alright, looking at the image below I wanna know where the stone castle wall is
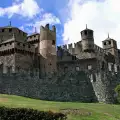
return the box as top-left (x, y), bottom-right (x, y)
top-left (0, 68), bottom-right (119, 103)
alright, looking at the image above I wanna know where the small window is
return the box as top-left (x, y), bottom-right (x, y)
top-left (64, 66), bottom-right (68, 72)
top-left (5, 44), bottom-right (6, 46)
top-left (19, 30), bottom-right (21, 33)
top-left (84, 30), bottom-right (87, 35)
top-left (72, 56), bottom-right (76, 60)
top-left (89, 31), bottom-right (93, 35)
top-left (109, 41), bottom-right (111, 44)
top-left (2, 29), bottom-right (4, 32)
top-left (104, 42), bottom-right (106, 45)
top-left (76, 66), bottom-right (80, 71)
top-left (52, 40), bottom-right (55, 45)
top-left (23, 33), bottom-right (26, 36)
top-left (23, 44), bottom-right (25, 47)
top-left (28, 45), bottom-right (31, 48)
top-left (17, 67), bottom-right (20, 72)
top-left (88, 65), bottom-right (92, 70)
top-left (9, 28), bottom-right (12, 32)
top-left (10, 43), bottom-right (12, 45)
top-left (17, 43), bottom-right (20, 46)
top-left (101, 61), bottom-right (105, 70)
top-left (117, 66), bottom-right (119, 71)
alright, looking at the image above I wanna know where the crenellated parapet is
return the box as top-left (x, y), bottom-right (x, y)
top-left (94, 44), bottom-right (104, 53)
top-left (40, 24), bottom-right (56, 41)
top-left (57, 42), bottom-right (82, 56)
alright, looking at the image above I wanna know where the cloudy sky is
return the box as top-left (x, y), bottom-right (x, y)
top-left (0, 0), bottom-right (120, 48)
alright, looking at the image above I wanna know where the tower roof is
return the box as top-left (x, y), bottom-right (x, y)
top-left (105, 33), bottom-right (113, 41)
top-left (81, 24), bottom-right (93, 33)
top-left (102, 33), bottom-right (116, 42)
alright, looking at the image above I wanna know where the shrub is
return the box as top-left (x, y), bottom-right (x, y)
top-left (0, 106), bottom-right (67, 120)
top-left (115, 84), bottom-right (120, 103)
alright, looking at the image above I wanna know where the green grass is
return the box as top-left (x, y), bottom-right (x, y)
top-left (0, 94), bottom-right (120, 120)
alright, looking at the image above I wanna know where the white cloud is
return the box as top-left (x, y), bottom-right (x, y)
top-left (62, 0), bottom-right (120, 48)
top-left (0, 0), bottom-right (41, 18)
top-left (23, 13), bottom-right (61, 34)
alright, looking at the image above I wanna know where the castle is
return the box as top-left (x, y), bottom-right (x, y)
top-left (0, 23), bottom-right (120, 103)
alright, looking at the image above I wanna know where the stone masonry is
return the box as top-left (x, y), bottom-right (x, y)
top-left (0, 23), bottom-right (119, 103)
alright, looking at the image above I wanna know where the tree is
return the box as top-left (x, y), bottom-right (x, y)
top-left (115, 84), bottom-right (120, 103)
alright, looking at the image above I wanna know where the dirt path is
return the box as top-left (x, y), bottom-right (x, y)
top-left (0, 98), bottom-right (8, 102)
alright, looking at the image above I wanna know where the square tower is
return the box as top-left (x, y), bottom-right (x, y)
top-left (102, 34), bottom-right (119, 64)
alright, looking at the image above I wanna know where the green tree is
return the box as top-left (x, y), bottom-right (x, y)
top-left (115, 84), bottom-right (120, 103)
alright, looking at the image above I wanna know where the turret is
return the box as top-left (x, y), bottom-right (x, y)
top-left (39, 24), bottom-right (57, 77)
top-left (81, 25), bottom-right (94, 52)
top-left (102, 34), bottom-right (119, 64)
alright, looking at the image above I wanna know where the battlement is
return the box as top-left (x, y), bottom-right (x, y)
top-left (40, 24), bottom-right (56, 33)
top-left (0, 27), bottom-right (27, 43)
top-left (40, 24), bottom-right (56, 41)
top-left (94, 44), bottom-right (105, 53)
top-left (15, 41), bottom-right (35, 53)
top-left (27, 33), bottom-right (39, 43)
top-left (0, 40), bottom-right (35, 54)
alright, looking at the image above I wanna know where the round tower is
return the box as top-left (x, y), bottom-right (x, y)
top-left (39, 24), bottom-right (57, 76)
top-left (81, 25), bottom-right (94, 52)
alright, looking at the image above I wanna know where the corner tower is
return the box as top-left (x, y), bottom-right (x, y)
top-left (39, 24), bottom-right (57, 76)
top-left (102, 34), bottom-right (119, 64)
top-left (81, 25), bottom-right (94, 52)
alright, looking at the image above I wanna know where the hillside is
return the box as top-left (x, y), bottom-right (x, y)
top-left (0, 94), bottom-right (120, 120)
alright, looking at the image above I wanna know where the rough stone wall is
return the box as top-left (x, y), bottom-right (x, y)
top-left (0, 28), bottom-right (27, 43)
top-left (0, 70), bottom-right (97, 102)
top-left (0, 69), bottom-right (119, 103)
top-left (0, 54), bottom-right (15, 73)
top-left (15, 53), bottom-right (34, 71)
top-left (0, 53), bottom-right (35, 73)
top-left (90, 71), bottom-right (118, 103)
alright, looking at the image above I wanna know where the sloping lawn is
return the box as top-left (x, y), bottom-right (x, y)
top-left (0, 94), bottom-right (120, 120)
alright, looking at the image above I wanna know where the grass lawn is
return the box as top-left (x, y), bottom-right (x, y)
top-left (0, 94), bottom-right (120, 120)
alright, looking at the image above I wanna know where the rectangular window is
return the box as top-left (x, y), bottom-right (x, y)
top-left (17, 43), bottom-right (20, 46)
top-left (28, 45), bottom-right (31, 48)
top-left (64, 66), bottom-right (68, 72)
top-left (88, 65), bottom-right (92, 70)
top-left (76, 66), bottom-right (80, 71)
top-left (0, 64), bottom-right (3, 73)
top-left (9, 28), bottom-right (12, 32)
top-left (72, 56), bottom-right (76, 60)
top-left (114, 64), bottom-right (117, 73)
top-left (108, 63), bottom-right (112, 71)
top-left (52, 40), bottom-right (55, 45)
top-left (2, 29), bottom-right (4, 32)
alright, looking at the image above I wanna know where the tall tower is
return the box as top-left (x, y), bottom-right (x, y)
top-left (81, 25), bottom-right (94, 52)
top-left (39, 24), bottom-right (57, 76)
top-left (102, 34), bottom-right (119, 64)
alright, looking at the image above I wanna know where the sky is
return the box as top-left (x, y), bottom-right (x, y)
top-left (0, 0), bottom-right (120, 48)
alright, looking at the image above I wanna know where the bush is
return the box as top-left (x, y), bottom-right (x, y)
top-left (115, 84), bottom-right (120, 103)
top-left (0, 106), bottom-right (67, 120)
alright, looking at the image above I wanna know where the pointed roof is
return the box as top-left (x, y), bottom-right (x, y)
top-left (105, 33), bottom-right (112, 40)
top-left (81, 24), bottom-right (93, 33)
